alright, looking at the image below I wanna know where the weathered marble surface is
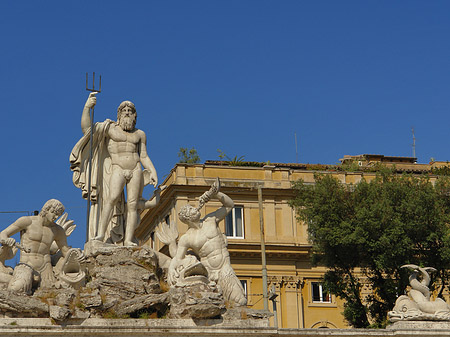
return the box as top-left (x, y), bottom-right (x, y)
top-left (0, 245), bottom-right (269, 323)
top-left (3, 318), bottom-right (450, 337)
top-left (168, 282), bottom-right (225, 319)
top-left (84, 246), bottom-right (161, 296)
top-left (388, 320), bottom-right (450, 330)
top-left (0, 246), bottom-right (166, 320)
top-left (0, 317), bottom-right (273, 337)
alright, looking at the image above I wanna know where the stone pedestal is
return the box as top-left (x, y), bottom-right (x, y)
top-left (388, 320), bottom-right (450, 330)
top-left (0, 317), bottom-right (273, 337)
top-left (168, 282), bottom-right (225, 319)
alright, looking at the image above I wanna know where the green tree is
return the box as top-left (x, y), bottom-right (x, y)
top-left (289, 170), bottom-right (450, 328)
top-left (178, 147), bottom-right (201, 164)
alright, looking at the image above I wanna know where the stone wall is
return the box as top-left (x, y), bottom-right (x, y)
top-left (0, 319), bottom-right (448, 337)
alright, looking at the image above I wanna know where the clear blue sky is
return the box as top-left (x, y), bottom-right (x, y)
top-left (1, 1), bottom-right (450, 250)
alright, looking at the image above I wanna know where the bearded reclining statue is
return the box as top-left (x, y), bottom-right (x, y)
top-left (156, 178), bottom-right (247, 307)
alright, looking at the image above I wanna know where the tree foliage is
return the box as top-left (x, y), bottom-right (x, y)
top-left (178, 147), bottom-right (201, 164)
top-left (217, 149), bottom-right (246, 166)
top-left (289, 170), bottom-right (450, 328)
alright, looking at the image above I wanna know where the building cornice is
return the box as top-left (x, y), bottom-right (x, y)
top-left (227, 243), bottom-right (311, 259)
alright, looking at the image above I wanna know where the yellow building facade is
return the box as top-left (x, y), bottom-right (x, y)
top-left (136, 156), bottom-right (440, 329)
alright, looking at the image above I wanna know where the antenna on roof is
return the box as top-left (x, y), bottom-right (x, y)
top-left (411, 127), bottom-right (416, 162)
top-left (294, 132), bottom-right (298, 163)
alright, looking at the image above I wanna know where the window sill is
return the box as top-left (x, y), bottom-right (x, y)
top-left (308, 302), bottom-right (337, 308)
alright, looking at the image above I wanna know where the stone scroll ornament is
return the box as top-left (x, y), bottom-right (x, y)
top-left (156, 178), bottom-right (247, 306)
top-left (388, 264), bottom-right (450, 321)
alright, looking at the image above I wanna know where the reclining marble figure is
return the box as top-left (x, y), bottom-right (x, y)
top-left (70, 93), bottom-right (158, 246)
top-left (163, 179), bottom-right (247, 306)
top-left (0, 199), bottom-right (85, 294)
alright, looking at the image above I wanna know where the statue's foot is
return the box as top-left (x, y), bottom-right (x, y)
top-left (124, 240), bottom-right (137, 247)
top-left (93, 235), bottom-right (104, 242)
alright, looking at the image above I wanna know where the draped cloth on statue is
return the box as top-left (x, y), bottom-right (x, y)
top-left (69, 119), bottom-right (125, 243)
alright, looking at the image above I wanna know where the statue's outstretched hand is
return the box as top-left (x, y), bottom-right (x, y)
top-left (168, 263), bottom-right (179, 286)
top-left (210, 177), bottom-right (220, 196)
top-left (0, 238), bottom-right (15, 247)
top-left (85, 92), bottom-right (98, 109)
top-left (150, 172), bottom-right (158, 187)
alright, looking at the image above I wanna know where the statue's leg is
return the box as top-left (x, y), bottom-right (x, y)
top-left (124, 168), bottom-right (143, 246)
top-left (219, 264), bottom-right (247, 306)
top-left (94, 168), bottom-right (126, 241)
top-left (8, 263), bottom-right (34, 295)
top-left (39, 261), bottom-right (56, 289)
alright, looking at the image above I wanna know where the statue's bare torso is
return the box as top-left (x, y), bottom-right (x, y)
top-left (5, 214), bottom-right (67, 273)
top-left (20, 216), bottom-right (62, 271)
top-left (107, 125), bottom-right (144, 171)
top-left (183, 218), bottom-right (230, 272)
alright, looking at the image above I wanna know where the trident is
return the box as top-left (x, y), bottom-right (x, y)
top-left (85, 72), bottom-right (102, 242)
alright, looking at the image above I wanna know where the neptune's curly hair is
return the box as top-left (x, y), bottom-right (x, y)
top-left (40, 199), bottom-right (64, 218)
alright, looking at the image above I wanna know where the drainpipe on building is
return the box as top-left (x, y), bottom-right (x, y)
top-left (258, 185), bottom-right (269, 311)
top-left (297, 278), bottom-right (305, 328)
top-left (269, 285), bottom-right (279, 329)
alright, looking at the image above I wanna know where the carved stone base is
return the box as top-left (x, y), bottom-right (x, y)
top-left (169, 282), bottom-right (225, 319)
top-left (82, 245), bottom-right (167, 317)
top-left (84, 240), bottom-right (120, 257)
top-left (388, 320), bottom-right (450, 330)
